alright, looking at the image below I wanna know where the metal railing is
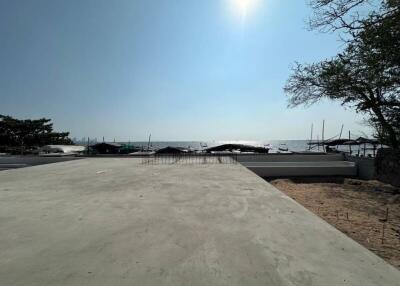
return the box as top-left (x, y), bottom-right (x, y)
top-left (141, 153), bottom-right (238, 165)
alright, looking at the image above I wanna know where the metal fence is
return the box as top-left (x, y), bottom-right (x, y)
top-left (141, 153), bottom-right (238, 165)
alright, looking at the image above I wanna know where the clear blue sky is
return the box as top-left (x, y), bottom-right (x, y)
top-left (0, 0), bottom-right (372, 141)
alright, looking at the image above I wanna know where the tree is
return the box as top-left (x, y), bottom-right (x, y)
top-left (308, 0), bottom-right (400, 32)
top-left (284, 0), bottom-right (400, 149)
top-left (0, 115), bottom-right (73, 154)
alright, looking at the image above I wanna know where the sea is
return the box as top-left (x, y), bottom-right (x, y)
top-left (126, 140), bottom-right (380, 155)
top-left (114, 140), bottom-right (374, 154)
top-left (120, 140), bottom-right (306, 152)
top-left (73, 138), bottom-right (379, 156)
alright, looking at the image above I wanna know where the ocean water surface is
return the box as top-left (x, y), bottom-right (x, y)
top-left (120, 140), bottom-right (377, 155)
top-left (125, 140), bottom-right (310, 152)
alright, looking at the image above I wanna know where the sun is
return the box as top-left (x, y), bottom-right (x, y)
top-left (231, 0), bottom-right (259, 21)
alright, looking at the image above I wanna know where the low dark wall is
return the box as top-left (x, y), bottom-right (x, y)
top-left (345, 155), bottom-right (376, 180)
top-left (0, 156), bottom-right (80, 170)
top-left (375, 149), bottom-right (400, 187)
top-left (237, 153), bottom-right (345, 162)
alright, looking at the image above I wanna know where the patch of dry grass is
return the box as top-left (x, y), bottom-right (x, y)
top-left (271, 178), bottom-right (400, 269)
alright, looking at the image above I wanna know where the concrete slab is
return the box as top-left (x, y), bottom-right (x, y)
top-left (0, 158), bottom-right (399, 286)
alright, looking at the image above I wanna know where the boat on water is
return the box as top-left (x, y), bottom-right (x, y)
top-left (200, 142), bottom-right (208, 149)
top-left (278, 143), bottom-right (289, 152)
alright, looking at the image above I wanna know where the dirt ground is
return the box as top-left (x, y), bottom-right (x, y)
top-left (270, 178), bottom-right (400, 270)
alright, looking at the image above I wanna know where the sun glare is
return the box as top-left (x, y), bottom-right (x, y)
top-left (230, 0), bottom-right (259, 22)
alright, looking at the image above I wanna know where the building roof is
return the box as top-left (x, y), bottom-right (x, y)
top-left (205, 144), bottom-right (269, 153)
top-left (323, 139), bottom-right (350, 146)
top-left (91, 142), bottom-right (122, 148)
top-left (156, 146), bottom-right (188, 154)
top-left (355, 137), bottom-right (380, 144)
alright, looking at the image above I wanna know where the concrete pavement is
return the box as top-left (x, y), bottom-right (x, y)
top-left (0, 158), bottom-right (399, 285)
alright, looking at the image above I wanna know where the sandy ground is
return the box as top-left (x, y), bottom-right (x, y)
top-left (271, 178), bottom-right (400, 269)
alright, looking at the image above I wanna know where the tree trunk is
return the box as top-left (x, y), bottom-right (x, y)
top-left (371, 105), bottom-right (399, 149)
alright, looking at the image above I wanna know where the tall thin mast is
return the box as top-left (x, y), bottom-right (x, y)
top-left (339, 124), bottom-right (344, 139)
top-left (322, 120), bottom-right (325, 152)
top-left (337, 124), bottom-right (344, 149)
top-left (147, 134), bottom-right (152, 151)
top-left (349, 131), bottom-right (352, 155)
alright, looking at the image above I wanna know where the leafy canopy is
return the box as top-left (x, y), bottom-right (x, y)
top-left (284, 0), bottom-right (400, 148)
top-left (0, 115), bottom-right (73, 151)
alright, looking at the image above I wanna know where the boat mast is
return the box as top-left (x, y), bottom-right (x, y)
top-left (337, 124), bottom-right (344, 149)
top-left (322, 120), bottom-right (325, 152)
top-left (339, 124), bottom-right (344, 139)
top-left (147, 134), bottom-right (152, 151)
top-left (348, 131), bottom-right (352, 155)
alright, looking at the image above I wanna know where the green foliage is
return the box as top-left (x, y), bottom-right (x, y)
top-left (285, 0), bottom-right (400, 149)
top-left (308, 0), bottom-right (400, 32)
top-left (0, 115), bottom-right (73, 153)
